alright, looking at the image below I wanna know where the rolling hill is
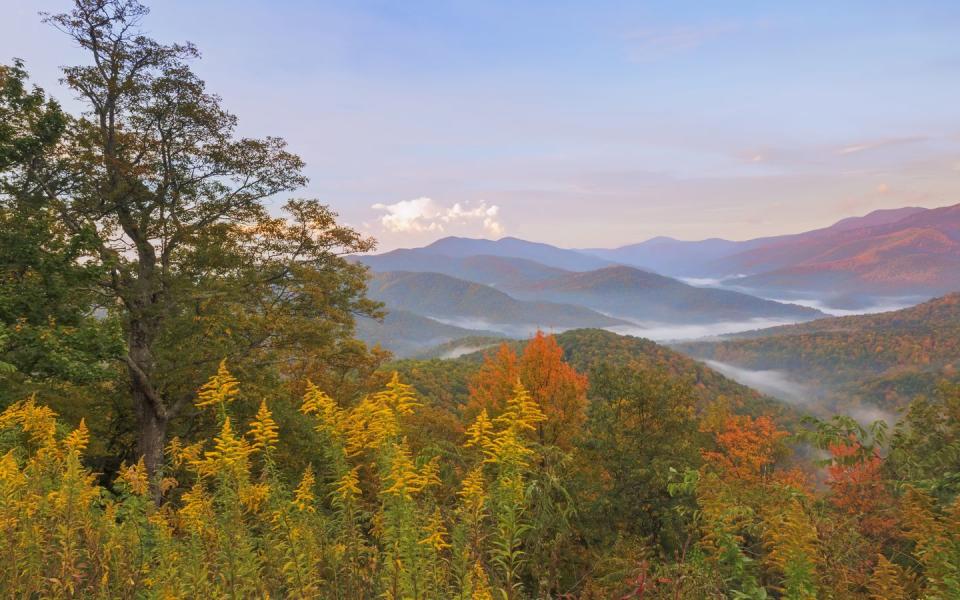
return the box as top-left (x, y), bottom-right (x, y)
top-left (504, 265), bottom-right (823, 323)
top-left (677, 293), bottom-right (960, 413)
top-left (578, 204), bottom-right (960, 308)
top-left (415, 236), bottom-right (613, 271)
top-left (727, 205), bottom-right (960, 298)
top-left (579, 206), bottom-right (929, 277)
top-left (361, 249), bottom-right (825, 328)
top-left (359, 251), bottom-right (570, 288)
top-left (355, 310), bottom-right (503, 358)
top-left (392, 328), bottom-right (798, 423)
top-left (366, 271), bottom-right (628, 336)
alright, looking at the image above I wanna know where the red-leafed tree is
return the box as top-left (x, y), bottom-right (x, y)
top-left (466, 332), bottom-right (587, 449)
top-left (702, 414), bottom-right (788, 482)
top-left (827, 439), bottom-right (899, 542)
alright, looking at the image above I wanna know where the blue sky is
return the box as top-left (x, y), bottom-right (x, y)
top-left (4, 0), bottom-right (960, 250)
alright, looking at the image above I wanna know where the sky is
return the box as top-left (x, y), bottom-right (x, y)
top-left (4, 0), bottom-right (960, 251)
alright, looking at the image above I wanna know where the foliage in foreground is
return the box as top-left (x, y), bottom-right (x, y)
top-left (2, 351), bottom-right (960, 598)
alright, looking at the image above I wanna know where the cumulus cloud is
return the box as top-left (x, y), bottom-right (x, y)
top-left (371, 197), bottom-right (504, 236)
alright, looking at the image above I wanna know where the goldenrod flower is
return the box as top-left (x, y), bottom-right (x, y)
top-left (249, 400), bottom-right (279, 452)
top-left (63, 418), bottom-right (89, 455)
top-left (494, 380), bottom-right (545, 433)
top-left (293, 464), bottom-right (316, 512)
top-left (458, 466), bottom-right (486, 515)
top-left (180, 482), bottom-right (213, 531)
top-left (419, 508), bottom-right (451, 551)
top-left (195, 359), bottom-right (240, 409)
top-left (193, 418), bottom-right (253, 477)
top-left (470, 561), bottom-right (494, 600)
top-left (419, 456), bottom-right (441, 490)
top-left (239, 482), bottom-right (270, 512)
top-left (120, 458), bottom-right (150, 496)
top-left (333, 465), bottom-right (362, 503)
top-left (373, 372), bottom-right (421, 417)
top-left (383, 441), bottom-right (424, 500)
top-left (301, 381), bottom-right (344, 425)
top-left (464, 409), bottom-right (494, 451)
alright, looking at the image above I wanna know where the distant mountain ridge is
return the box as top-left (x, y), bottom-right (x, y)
top-left (354, 202), bottom-right (957, 355)
top-left (366, 271), bottom-right (628, 333)
top-left (579, 205), bottom-right (933, 277)
top-left (503, 265), bottom-right (822, 323)
top-left (355, 310), bottom-right (503, 358)
top-left (723, 204), bottom-right (960, 298)
top-left (359, 252), bottom-right (569, 288)
top-left (359, 250), bottom-right (822, 329)
top-left (419, 236), bottom-right (613, 271)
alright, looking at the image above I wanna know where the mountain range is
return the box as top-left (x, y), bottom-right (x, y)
top-left (365, 270), bottom-right (628, 330)
top-left (356, 202), bottom-right (960, 357)
top-left (584, 203), bottom-right (960, 305)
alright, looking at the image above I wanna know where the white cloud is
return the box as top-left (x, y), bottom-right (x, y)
top-left (372, 197), bottom-right (504, 236)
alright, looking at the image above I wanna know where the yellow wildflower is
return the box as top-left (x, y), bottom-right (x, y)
top-left (195, 359), bottom-right (240, 409)
top-left (0, 450), bottom-right (25, 487)
top-left (382, 441), bottom-right (424, 500)
top-left (333, 465), bottom-right (362, 503)
top-left (372, 371), bottom-right (420, 417)
top-left (239, 482), bottom-right (270, 512)
top-left (464, 409), bottom-right (494, 451)
top-left (458, 466), bottom-right (486, 515)
top-left (420, 456), bottom-right (442, 490)
top-left (470, 561), bottom-right (494, 600)
top-left (1, 396), bottom-right (58, 450)
top-left (494, 380), bottom-right (546, 433)
top-left (248, 400), bottom-right (279, 452)
top-left (301, 381), bottom-right (343, 425)
top-left (419, 508), bottom-right (451, 551)
top-left (293, 464), bottom-right (316, 512)
top-left (63, 418), bottom-right (89, 455)
top-left (180, 482), bottom-right (213, 531)
top-left (120, 457), bottom-right (150, 496)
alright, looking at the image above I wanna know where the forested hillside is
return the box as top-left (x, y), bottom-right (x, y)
top-left (2, 1), bottom-right (960, 599)
top-left (679, 294), bottom-right (960, 411)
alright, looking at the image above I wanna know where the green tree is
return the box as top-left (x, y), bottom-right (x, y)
top-left (0, 61), bottom-right (121, 400)
top-left (2, 0), bottom-right (380, 491)
top-left (581, 362), bottom-right (704, 554)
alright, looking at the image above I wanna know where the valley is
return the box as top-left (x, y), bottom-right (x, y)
top-left (356, 203), bottom-right (960, 425)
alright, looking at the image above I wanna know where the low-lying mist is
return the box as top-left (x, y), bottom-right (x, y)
top-left (703, 360), bottom-right (814, 406)
top-left (438, 344), bottom-right (501, 359)
top-left (703, 359), bottom-right (896, 425)
top-left (426, 315), bottom-right (565, 338)
top-left (762, 296), bottom-right (924, 316)
top-left (604, 318), bottom-right (803, 342)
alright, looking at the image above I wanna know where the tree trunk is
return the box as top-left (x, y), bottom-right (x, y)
top-left (127, 316), bottom-right (167, 504)
top-left (133, 386), bottom-right (167, 502)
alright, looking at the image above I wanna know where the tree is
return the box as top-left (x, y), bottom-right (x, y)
top-left (466, 332), bottom-right (587, 450)
top-left (581, 363), bottom-right (703, 552)
top-left (519, 331), bottom-right (588, 449)
top-left (0, 61), bottom-right (122, 400)
top-left (2, 0), bottom-right (380, 489)
top-left (465, 342), bottom-right (519, 420)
